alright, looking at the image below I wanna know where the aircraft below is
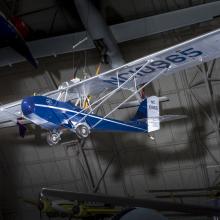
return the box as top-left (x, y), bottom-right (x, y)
top-left (1, 28), bottom-right (220, 145)
top-left (21, 187), bottom-right (220, 219)
top-left (40, 188), bottom-right (220, 218)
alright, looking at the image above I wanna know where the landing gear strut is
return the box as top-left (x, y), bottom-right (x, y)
top-left (47, 131), bottom-right (61, 146)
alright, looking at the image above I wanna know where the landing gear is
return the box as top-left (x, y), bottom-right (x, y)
top-left (75, 123), bottom-right (90, 139)
top-left (148, 134), bottom-right (155, 141)
top-left (47, 131), bottom-right (61, 146)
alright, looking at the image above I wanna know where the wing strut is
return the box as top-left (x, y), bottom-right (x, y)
top-left (67, 59), bottom-right (163, 124)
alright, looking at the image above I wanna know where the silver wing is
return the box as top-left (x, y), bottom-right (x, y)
top-left (1, 28), bottom-right (220, 128)
top-left (0, 100), bottom-right (22, 128)
top-left (54, 28), bottom-right (220, 99)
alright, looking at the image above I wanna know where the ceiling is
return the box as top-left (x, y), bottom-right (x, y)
top-left (2, 0), bottom-right (218, 40)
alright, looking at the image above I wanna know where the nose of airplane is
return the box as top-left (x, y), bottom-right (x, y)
top-left (21, 97), bottom-right (35, 116)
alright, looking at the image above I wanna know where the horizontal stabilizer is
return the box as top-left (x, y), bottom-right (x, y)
top-left (119, 97), bottom-right (169, 109)
top-left (118, 100), bottom-right (140, 109)
top-left (159, 115), bottom-right (187, 123)
top-left (137, 115), bottom-right (187, 123)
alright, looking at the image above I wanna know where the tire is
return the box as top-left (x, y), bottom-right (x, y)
top-left (47, 132), bottom-right (61, 145)
top-left (75, 123), bottom-right (90, 138)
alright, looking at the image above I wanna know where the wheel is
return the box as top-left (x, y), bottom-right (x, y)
top-left (75, 123), bottom-right (90, 138)
top-left (47, 132), bottom-right (61, 145)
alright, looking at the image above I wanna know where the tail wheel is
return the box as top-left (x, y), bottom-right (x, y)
top-left (75, 123), bottom-right (90, 138)
top-left (47, 132), bottom-right (61, 146)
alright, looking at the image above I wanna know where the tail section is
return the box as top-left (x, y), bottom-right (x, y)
top-left (131, 96), bottom-right (187, 133)
top-left (132, 96), bottom-right (160, 132)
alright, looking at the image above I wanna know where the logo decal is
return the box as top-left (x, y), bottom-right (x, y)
top-left (102, 47), bottom-right (203, 85)
top-left (46, 99), bottom-right (53, 105)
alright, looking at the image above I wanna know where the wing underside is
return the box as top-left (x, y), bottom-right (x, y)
top-left (0, 101), bottom-right (22, 128)
top-left (56, 28), bottom-right (220, 99)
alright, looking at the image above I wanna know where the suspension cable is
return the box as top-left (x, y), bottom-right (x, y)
top-left (67, 59), bottom-right (153, 122)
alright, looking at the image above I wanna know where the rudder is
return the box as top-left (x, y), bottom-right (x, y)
top-left (147, 96), bottom-right (160, 132)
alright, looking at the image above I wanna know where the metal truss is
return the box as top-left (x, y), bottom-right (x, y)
top-left (181, 59), bottom-right (220, 187)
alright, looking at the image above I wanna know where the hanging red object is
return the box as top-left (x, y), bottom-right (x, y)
top-left (11, 16), bottom-right (30, 39)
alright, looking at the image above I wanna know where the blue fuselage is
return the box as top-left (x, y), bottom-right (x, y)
top-left (21, 96), bottom-right (148, 134)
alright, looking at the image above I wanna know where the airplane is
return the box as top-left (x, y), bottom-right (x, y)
top-left (21, 187), bottom-right (220, 219)
top-left (0, 11), bottom-right (38, 68)
top-left (22, 195), bottom-right (122, 219)
top-left (1, 28), bottom-right (220, 145)
top-left (23, 194), bottom-right (169, 220)
top-left (39, 188), bottom-right (220, 218)
top-left (21, 95), bottom-right (180, 145)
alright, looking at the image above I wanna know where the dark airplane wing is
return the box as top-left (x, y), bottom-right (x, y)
top-left (0, 12), bottom-right (38, 68)
top-left (42, 188), bottom-right (220, 217)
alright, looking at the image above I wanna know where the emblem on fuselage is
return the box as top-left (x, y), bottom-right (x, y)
top-left (46, 98), bottom-right (53, 105)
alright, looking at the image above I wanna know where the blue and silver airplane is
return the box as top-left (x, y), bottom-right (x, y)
top-left (21, 95), bottom-right (161, 145)
top-left (1, 28), bottom-right (220, 145)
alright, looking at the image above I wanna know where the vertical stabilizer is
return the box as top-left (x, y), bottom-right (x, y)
top-left (131, 96), bottom-right (160, 132)
top-left (132, 99), bottom-right (147, 121)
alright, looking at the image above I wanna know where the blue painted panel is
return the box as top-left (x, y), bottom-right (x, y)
top-left (22, 96), bottom-right (148, 134)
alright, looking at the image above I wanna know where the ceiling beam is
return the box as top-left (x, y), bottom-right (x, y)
top-left (1, 1), bottom-right (220, 67)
